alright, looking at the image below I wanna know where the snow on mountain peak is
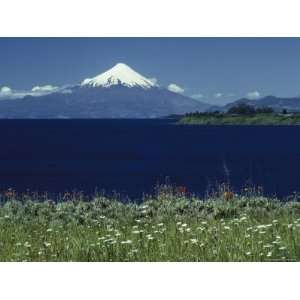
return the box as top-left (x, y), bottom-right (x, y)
top-left (81, 63), bottom-right (157, 89)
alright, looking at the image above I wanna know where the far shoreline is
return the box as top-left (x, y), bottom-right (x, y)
top-left (178, 104), bottom-right (300, 125)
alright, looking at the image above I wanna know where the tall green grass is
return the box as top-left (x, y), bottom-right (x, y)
top-left (0, 186), bottom-right (300, 261)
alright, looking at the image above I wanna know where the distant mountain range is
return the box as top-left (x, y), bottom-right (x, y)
top-left (0, 63), bottom-right (209, 118)
top-left (213, 96), bottom-right (300, 113)
top-left (1, 63), bottom-right (300, 118)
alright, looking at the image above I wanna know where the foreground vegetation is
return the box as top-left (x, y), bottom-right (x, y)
top-left (1, 186), bottom-right (300, 261)
top-left (179, 104), bottom-right (300, 125)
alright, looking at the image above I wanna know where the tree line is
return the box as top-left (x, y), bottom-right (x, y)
top-left (185, 103), bottom-right (289, 117)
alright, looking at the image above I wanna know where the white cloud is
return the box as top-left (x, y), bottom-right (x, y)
top-left (0, 86), bottom-right (15, 99)
top-left (192, 93), bottom-right (205, 99)
top-left (0, 86), bottom-right (12, 94)
top-left (0, 88), bottom-right (27, 99)
top-left (168, 83), bottom-right (184, 94)
top-left (214, 92), bottom-right (223, 98)
top-left (246, 91), bottom-right (261, 99)
top-left (148, 77), bottom-right (158, 86)
top-left (31, 85), bottom-right (59, 92)
top-left (0, 84), bottom-right (68, 100)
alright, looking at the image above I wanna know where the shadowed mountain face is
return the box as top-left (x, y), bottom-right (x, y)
top-left (2, 62), bottom-right (300, 118)
top-left (0, 86), bottom-right (210, 118)
top-left (223, 96), bottom-right (300, 112)
top-left (0, 63), bottom-right (210, 118)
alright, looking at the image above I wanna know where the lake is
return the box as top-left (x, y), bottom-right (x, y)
top-left (0, 119), bottom-right (299, 199)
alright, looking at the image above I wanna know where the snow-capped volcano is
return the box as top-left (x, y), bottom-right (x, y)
top-left (81, 63), bottom-right (156, 89)
top-left (0, 62), bottom-right (211, 118)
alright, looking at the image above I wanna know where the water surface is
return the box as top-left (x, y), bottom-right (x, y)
top-left (0, 119), bottom-right (299, 199)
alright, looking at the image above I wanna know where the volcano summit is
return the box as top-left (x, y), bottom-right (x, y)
top-left (0, 63), bottom-right (210, 118)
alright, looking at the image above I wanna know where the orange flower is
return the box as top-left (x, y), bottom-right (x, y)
top-left (224, 191), bottom-right (234, 201)
top-left (5, 189), bottom-right (14, 198)
top-left (176, 186), bottom-right (187, 195)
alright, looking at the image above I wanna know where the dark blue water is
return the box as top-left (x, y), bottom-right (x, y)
top-left (0, 119), bottom-right (299, 199)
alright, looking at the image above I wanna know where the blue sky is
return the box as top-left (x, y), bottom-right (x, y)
top-left (1, 38), bottom-right (300, 105)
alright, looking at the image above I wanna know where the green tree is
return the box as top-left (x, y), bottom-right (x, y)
top-left (228, 103), bottom-right (256, 115)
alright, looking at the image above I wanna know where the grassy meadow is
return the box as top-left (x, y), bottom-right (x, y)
top-left (0, 186), bottom-right (300, 262)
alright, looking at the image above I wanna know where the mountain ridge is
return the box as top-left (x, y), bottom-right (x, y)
top-left (0, 63), bottom-right (210, 118)
top-left (3, 62), bottom-right (300, 118)
top-left (222, 95), bottom-right (300, 112)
